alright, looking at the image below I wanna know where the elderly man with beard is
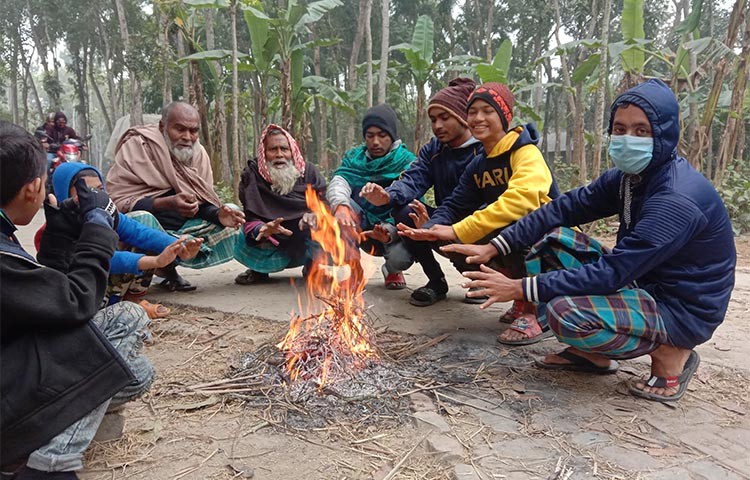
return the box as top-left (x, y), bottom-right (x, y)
top-left (234, 125), bottom-right (327, 284)
top-left (106, 102), bottom-right (245, 291)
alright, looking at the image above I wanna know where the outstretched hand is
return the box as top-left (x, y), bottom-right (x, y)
top-left (359, 182), bottom-right (390, 206)
top-left (299, 212), bottom-right (317, 231)
top-left (334, 205), bottom-right (359, 230)
top-left (361, 223), bottom-right (391, 243)
top-left (176, 236), bottom-right (203, 260)
top-left (256, 217), bottom-right (293, 241)
top-left (218, 205), bottom-right (245, 228)
top-left (460, 264), bottom-right (523, 309)
top-left (408, 201), bottom-right (430, 228)
top-left (397, 223), bottom-right (457, 242)
top-left (440, 242), bottom-right (498, 265)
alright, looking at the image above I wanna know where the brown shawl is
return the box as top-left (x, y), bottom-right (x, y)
top-left (106, 124), bottom-right (221, 212)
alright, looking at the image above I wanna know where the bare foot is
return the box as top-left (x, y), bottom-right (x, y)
top-left (633, 345), bottom-right (693, 398)
top-left (541, 347), bottom-right (613, 369)
top-left (498, 314), bottom-right (543, 343)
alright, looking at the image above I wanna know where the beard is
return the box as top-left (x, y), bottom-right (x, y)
top-left (267, 160), bottom-right (301, 196)
top-left (164, 132), bottom-right (197, 165)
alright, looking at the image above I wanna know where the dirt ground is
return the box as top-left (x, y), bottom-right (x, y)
top-left (78, 237), bottom-right (750, 480)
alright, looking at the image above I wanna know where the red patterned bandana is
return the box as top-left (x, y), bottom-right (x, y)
top-left (467, 82), bottom-right (515, 132)
top-left (256, 124), bottom-right (306, 184)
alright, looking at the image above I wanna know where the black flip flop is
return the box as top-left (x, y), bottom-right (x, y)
top-left (159, 275), bottom-right (197, 292)
top-left (409, 286), bottom-right (447, 307)
top-left (629, 350), bottom-right (700, 402)
top-left (534, 348), bottom-right (620, 375)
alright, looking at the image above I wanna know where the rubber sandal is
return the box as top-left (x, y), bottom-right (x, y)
top-left (234, 269), bottom-right (270, 285)
top-left (409, 285), bottom-right (448, 307)
top-left (463, 287), bottom-right (489, 305)
top-left (498, 300), bottom-right (524, 324)
top-left (138, 300), bottom-right (171, 319)
top-left (534, 348), bottom-right (619, 374)
top-left (629, 350), bottom-right (700, 402)
top-left (158, 275), bottom-right (197, 292)
top-left (497, 315), bottom-right (553, 346)
top-left (381, 265), bottom-right (406, 290)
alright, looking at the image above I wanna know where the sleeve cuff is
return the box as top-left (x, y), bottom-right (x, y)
top-left (490, 233), bottom-right (512, 256)
top-left (522, 277), bottom-right (539, 303)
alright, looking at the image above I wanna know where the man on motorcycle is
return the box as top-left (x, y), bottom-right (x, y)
top-left (44, 112), bottom-right (79, 146)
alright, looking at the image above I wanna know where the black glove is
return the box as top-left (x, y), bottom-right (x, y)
top-left (43, 198), bottom-right (82, 239)
top-left (74, 178), bottom-right (119, 229)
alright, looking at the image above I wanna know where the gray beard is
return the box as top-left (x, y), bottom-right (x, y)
top-left (267, 162), bottom-right (301, 196)
top-left (164, 132), bottom-right (196, 165)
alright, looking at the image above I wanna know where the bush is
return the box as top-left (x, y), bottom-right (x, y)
top-left (719, 162), bottom-right (750, 235)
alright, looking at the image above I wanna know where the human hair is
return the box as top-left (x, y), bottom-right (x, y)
top-left (161, 101), bottom-right (197, 126)
top-left (0, 121), bottom-right (47, 206)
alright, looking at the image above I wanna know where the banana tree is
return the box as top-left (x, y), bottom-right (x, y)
top-left (242, 0), bottom-right (342, 138)
top-left (392, 15), bottom-right (436, 152)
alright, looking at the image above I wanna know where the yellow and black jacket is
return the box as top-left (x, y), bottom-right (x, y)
top-left (425, 123), bottom-right (558, 244)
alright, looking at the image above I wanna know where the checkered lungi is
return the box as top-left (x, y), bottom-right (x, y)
top-left (127, 207), bottom-right (243, 269)
top-left (528, 227), bottom-right (669, 359)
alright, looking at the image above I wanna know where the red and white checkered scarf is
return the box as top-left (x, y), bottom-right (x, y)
top-left (256, 124), bottom-right (306, 184)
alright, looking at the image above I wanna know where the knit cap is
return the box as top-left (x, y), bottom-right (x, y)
top-left (467, 82), bottom-right (514, 132)
top-left (428, 77), bottom-right (476, 126)
top-left (362, 104), bottom-right (398, 141)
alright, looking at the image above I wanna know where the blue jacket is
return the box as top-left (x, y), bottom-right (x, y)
top-left (385, 137), bottom-right (484, 207)
top-left (494, 79), bottom-right (736, 349)
top-left (52, 162), bottom-right (177, 274)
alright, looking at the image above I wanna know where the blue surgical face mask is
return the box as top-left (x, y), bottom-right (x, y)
top-left (608, 135), bottom-right (653, 174)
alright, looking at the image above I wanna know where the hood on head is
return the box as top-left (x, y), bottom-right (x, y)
top-left (52, 162), bottom-right (103, 201)
top-left (607, 79), bottom-right (680, 172)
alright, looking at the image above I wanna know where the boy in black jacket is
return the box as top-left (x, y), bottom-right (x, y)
top-left (0, 121), bottom-right (154, 479)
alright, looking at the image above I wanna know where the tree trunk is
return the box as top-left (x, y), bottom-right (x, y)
top-left (281, 55), bottom-right (293, 134)
top-left (190, 61), bottom-right (212, 158)
top-left (591, 0), bottom-right (611, 179)
top-left (90, 68), bottom-right (113, 135)
top-left (114, 0), bottom-right (143, 125)
top-left (687, 0), bottom-right (747, 167)
top-left (485, 0), bottom-right (495, 61)
top-left (377, 0), bottom-right (389, 104)
top-left (715, 8), bottom-right (750, 183)
top-left (551, 0), bottom-right (582, 180)
top-left (312, 28), bottom-right (329, 170)
top-left (21, 49), bottom-right (44, 125)
top-left (205, 8), bottom-right (228, 183)
top-left (9, 26), bottom-right (20, 124)
top-left (159, 2), bottom-right (173, 105)
top-left (347, 0), bottom-right (369, 144)
top-left (177, 33), bottom-right (192, 102)
top-left (414, 84), bottom-right (426, 153)
top-left (365, 0), bottom-right (373, 108)
top-left (230, 0), bottom-right (242, 197)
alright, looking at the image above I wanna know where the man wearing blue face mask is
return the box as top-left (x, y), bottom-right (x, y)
top-left (441, 79), bottom-right (736, 403)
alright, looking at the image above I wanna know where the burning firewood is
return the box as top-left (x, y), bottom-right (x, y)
top-left (275, 186), bottom-right (378, 388)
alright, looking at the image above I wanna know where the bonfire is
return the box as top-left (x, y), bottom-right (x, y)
top-left (275, 186), bottom-right (378, 387)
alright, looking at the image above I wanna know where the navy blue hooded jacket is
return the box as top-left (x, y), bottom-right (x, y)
top-left (492, 79), bottom-right (736, 349)
top-left (385, 136), bottom-right (484, 207)
top-left (50, 162), bottom-right (177, 274)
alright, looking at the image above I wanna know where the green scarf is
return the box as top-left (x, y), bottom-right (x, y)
top-left (334, 143), bottom-right (416, 226)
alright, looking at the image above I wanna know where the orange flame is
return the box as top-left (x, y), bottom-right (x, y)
top-left (276, 186), bottom-right (377, 386)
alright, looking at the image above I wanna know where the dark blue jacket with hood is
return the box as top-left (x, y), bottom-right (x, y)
top-left (494, 79), bottom-right (736, 349)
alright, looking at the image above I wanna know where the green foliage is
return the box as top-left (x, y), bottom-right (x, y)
top-left (720, 163), bottom-right (750, 235)
top-left (392, 15), bottom-right (435, 85)
top-left (214, 181), bottom-right (236, 204)
top-left (474, 39), bottom-right (513, 83)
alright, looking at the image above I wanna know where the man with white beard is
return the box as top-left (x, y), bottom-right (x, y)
top-left (106, 102), bottom-right (246, 291)
top-left (234, 124), bottom-right (327, 284)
